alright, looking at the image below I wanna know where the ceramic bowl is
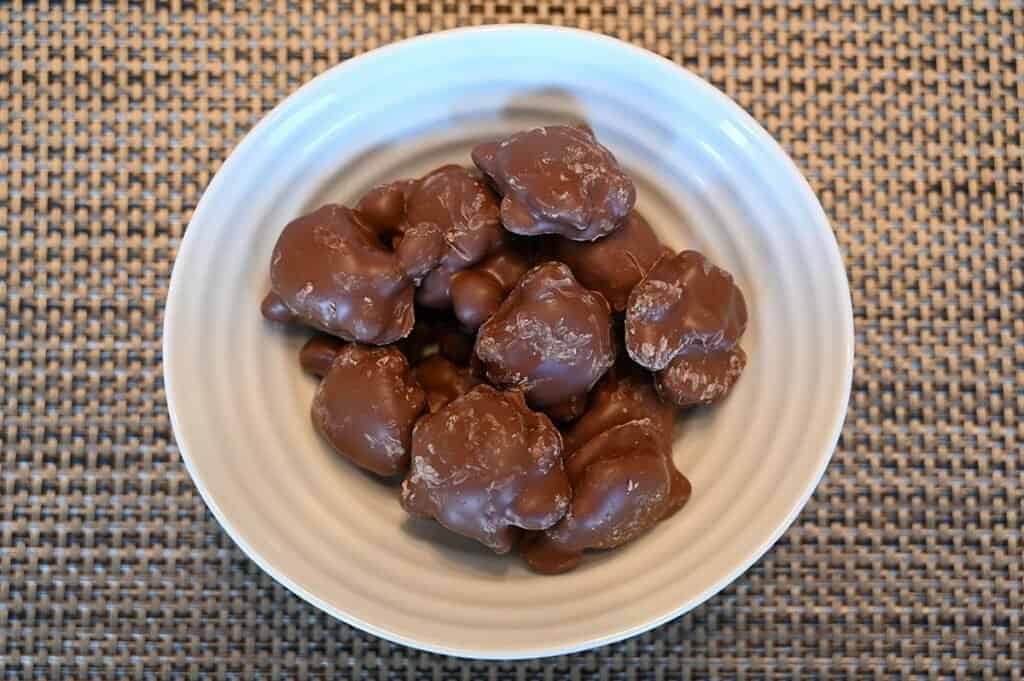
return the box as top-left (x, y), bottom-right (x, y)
top-left (164, 25), bottom-right (854, 659)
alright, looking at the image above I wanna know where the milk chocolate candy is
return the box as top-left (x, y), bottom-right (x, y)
top-left (265, 204), bottom-right (420, 344)
top-left (521, 418), bottom-right (689, 574)
top-left (401, 385), bottom-right (570, 553)
top-left (625, 250), bottom-right (748, 371)
top-left (474, 262), bottom-right (616, 418)
top-left (355, 179), bottom-right (418, 239)
top-left (448, 270), bottom-right (504, 331)
top-left (299, 334), bottom-right (346, 377)
top-left (655, 345), bottom-right (747, 408)
top-left (261, 291), bottom-right (298, 324)
top-left (413, 355), bottom-right (483, 413)
top-left (449, 244), bottom-right (534, 332)
top-left (660, 456), bottom-right (693, 521)
top-left (408, 166), bottom-right (505, 306)
top-left (554, 211), bottom-right (668, 312)
top-left (562, 360), bottom-right (676, 455)
top-left (472, 126), bottom-right (635, 242)
top-left (312, 345), bottom-right (425, 476)
top-left (357, 166), bottom-right (505, 308)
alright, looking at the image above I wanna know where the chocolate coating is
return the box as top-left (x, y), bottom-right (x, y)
top-left (472, 125), bottom-right (635, 242)
top-left (394, 222), bottom-right (447, 283)
top-left (449, 244), bottom-right (534, 332)
top-left (261, 291), bottom-right (299, 324)
top-left (355, 179), bottom-right (417, 238)
top-left (625, 250), bottom-right (748, 371)
top-left (449, 270), bottom-right (504, 331)
top-left (357, 166), bottom-right (504, 308)
top-left (554, 211), bottom-right (668, 312)
top-left (401, 385), bottom-right (571, 553)
top-left (312, 345), bottom-right (425, 476)
top-left (268, 204), bottom-right (417, 344)
top-left (655, 345), bottom-right (747, 408)
top-left (410, 166), bottom-right (504, 305)
top-left (299, 334), bottom-right (346, 377)
top-left (562, 360), bottom-right (676, 455)
top-left (475, 262), bottom-right (616, 416)
top-left (661, 464), bottom-right (693, 521)
top-left (473, 245), bottom-right (536, 290)
top-left (413, 355), bottom-right (483, 413)
top-left (521, 418), bottom-right (686, 574)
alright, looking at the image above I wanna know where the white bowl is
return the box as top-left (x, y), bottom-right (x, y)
top-left (164, 26), bottom-right (854, 659)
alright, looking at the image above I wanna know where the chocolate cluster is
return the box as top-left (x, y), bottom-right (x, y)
top-left (261, 205), bottom-right (418, 344)
top-left (472, 125), bottom-right (635, 241)
top-left (475, 261), bottom-right (616, 421)
top-left (260, 125), bottom-right (750, 573)
top-left (625, 250), bottom-right (749, 407)
top-left (401, 385), bottom-right (570, 553)
top-left (311, 344), bottom-right (424, 476)
top-left (356, 165), bottom-right (506, 308)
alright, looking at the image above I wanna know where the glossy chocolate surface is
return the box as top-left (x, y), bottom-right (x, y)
top-left (521, 418), bottom-right (688, 573)
top-left (357, 165), bottom-right (504, 308)
top-left (472, 125), bottom-right (635, 242)
top-left (261, 291), bottom-right (299, 325)
top-left (475, 262), bottom-right (616, 415)
top-left (267, 204), bottom-right (417, 344)
top-left (400, 385), bottom-right (570, 553)
top-left (355, 179), bottom-right (417, 239)
top-left (562, 360), bottom-right (676, 454)
top-left (413, 355), bottom-right (483, 413)
top-left (299, 334), bottom-right (346, 377)
top-left (625, 250), bottom-right (748, 370)
top-left (554, 210), bottom-right (668, 312)
top-left (312, 345), bottom-right (425, 476)
top-left (449, 244), bottom-right (534, 332)
top-left (655, 345), bottom-right (747, 408)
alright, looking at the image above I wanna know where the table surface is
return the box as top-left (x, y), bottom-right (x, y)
top-left (2, 2), bottom-right (1021, 679)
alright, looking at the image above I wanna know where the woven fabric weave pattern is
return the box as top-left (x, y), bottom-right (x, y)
top-left (1, 2), bottom-right (1021, 679)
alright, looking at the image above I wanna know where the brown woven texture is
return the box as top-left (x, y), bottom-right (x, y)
top-left (2, 1), bottom-right (1022, 679)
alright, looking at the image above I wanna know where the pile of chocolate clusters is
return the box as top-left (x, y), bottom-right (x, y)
top-left (261, 125), bottom-right (748, 573)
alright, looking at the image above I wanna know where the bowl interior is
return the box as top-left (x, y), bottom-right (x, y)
top-left (165, 26), bottom-right (853, 659)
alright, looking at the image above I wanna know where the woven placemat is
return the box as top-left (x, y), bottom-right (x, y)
top-left (2, 1), bottom-right (1021, 678)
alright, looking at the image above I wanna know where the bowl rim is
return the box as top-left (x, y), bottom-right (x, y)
top-left (164, 24), bottom-right (855, 659)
